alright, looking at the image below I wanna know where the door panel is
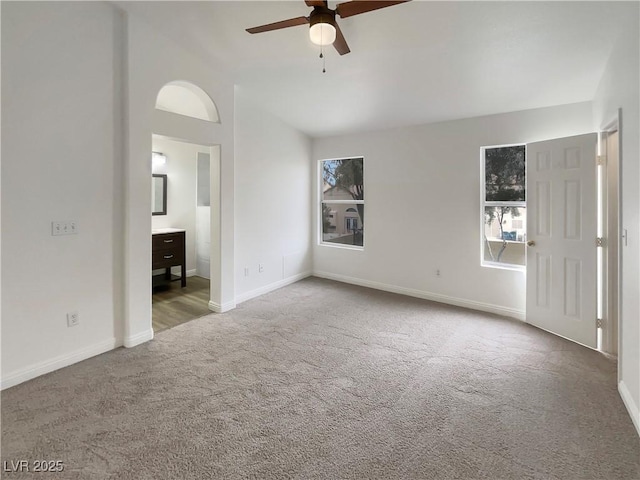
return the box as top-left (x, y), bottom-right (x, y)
top-left (536, 180), bottom-right (551, 236)
top-left (526, 133), bottom-right (597, 348)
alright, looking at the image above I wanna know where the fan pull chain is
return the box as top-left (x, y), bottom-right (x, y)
top-left (319, 26), bottom-right (326, 73)
top-left (320, 45), bottom-right (326, 73)
top-left (323, 47), bottom-right (326, 73)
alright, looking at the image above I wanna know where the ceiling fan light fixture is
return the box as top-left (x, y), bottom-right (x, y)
top-left (309, 14), bottom-right (336, 46)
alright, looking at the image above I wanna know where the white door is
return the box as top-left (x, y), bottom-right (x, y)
top-left (526, 133), bottom-right (598, 348)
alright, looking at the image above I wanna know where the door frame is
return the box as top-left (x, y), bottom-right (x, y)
top-left (599, 111), bottom-right (621, 357)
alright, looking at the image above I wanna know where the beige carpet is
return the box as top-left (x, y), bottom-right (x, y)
top-left (2, 277), bottom-right (639, 479)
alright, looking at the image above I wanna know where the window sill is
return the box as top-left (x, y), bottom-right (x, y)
top-left (319, 242), bottom-right (364, 251)
top-left (482, 261), bottom-right (526, 272)
top-left (485, 238), bottom-right (526, 244)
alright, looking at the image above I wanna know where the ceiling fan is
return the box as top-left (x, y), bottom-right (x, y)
top-left (246, 1), bottom-right (411, 56)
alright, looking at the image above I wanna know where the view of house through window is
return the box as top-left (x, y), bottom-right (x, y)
top-left (482, 145), bottom-right (526, 268)
top-left (321, 158), bottom-right (364, 247)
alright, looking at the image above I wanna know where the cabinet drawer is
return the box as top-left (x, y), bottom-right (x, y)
top-left (152, 231), bottom-right (185, 270)
top-left (152, 232), bottom-right (184, 251)
top-left (152, 249), bottom-right (184, 269)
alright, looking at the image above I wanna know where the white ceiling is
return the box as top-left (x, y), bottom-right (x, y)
top-left (116, 1), bottom-right (636, 138)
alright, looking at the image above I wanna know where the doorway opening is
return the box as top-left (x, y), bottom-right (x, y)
top-left (147, 80), bottom-right (223, 335)
top-left (151, 136), bottom-right (219, 333)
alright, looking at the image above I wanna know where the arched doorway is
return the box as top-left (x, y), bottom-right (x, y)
top-left (151, 81), bottom-right (222, 333)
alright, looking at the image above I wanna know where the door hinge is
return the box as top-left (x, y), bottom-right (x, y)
top-left (597, 318), bottom-right (604, 329)
top-left (596, 237), bottom-right (606, 247)
top-left (597, 155), bottom-right (607, 166)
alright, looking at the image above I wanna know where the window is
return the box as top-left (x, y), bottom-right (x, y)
top-left (481, 145), bottom-right (526, 268)
top-left (320, 157), bottom-right (364, 247)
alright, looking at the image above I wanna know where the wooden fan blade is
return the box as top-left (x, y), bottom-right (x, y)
top-left (305, 0), bottom-right (327, 6)
top-left (336, 0), bottom-right (410, 19)
top-left (246, 16), bottom-right (309, 34)
top-left (333, 23), bottom-right (351, 55)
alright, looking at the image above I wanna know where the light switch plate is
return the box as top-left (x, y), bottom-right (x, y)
top-left (52, 221), bottom-right (78, 236)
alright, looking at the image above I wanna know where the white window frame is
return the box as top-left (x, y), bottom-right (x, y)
top-left (319, 156), bottom-right (365, 250)
top-left (480, 143), bottom-right (526, 271)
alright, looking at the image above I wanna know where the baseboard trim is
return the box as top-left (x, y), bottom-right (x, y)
top-left (208, 300), bottom-right (236, 313)
top-left (186, 269), bottom-right (197, 277)
top-left (313, 271), bottom-right (526, 321)
top-left (619, 380), bottom-right (640, 437)
top-left (123, 329), bottom-right (154, 348)
top-left (1, 337), bottom-right (118, 390)
top-left (235, 271), bottom-right (312, 305)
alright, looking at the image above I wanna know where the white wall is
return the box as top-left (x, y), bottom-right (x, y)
top-left (313, 102), bottom-right (593, 318)
top-left (152, 136), bottom-right (211, 274)
top-left (124, 10), bottom-right (236, 342)
top-left (0, 1), bottom-right (311, 388)
top-left (592, 10), bottom-right (640, 434)
top-left (1, 2), bottom-right (122, 386)
top-left (234, 90), bottom-right (312, 302)
top-left (0, 2), bottom-right (239, 387)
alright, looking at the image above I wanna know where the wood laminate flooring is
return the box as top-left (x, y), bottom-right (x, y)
top-left (152, 275), bottom-right (211, 333)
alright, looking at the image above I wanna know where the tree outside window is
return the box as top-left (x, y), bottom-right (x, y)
top-left (320, 158), bottom-right (364, 247)
top-left (482, 145), bottom-right (526, 268)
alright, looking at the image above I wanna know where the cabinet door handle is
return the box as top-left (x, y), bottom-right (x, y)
top-left (163, 239), bottom-right (174, 243)
top-left (164, 254), bottom-right (174, 259)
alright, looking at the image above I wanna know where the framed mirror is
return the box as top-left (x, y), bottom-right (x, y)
top-left (152, 174), bottom-right (167, 216)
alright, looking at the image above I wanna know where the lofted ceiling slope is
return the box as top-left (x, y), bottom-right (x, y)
top-left (116, 1), bottom-right (638, 138)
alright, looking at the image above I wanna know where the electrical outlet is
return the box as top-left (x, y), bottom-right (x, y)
top-left (67, 311), bottom-right (79, 327)
top-left (244, 267), bottom-right (249, 277)
top-left (436, 269), bottom-right (441, 277)
top-left (258, 264), bottom-right (264, 273)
